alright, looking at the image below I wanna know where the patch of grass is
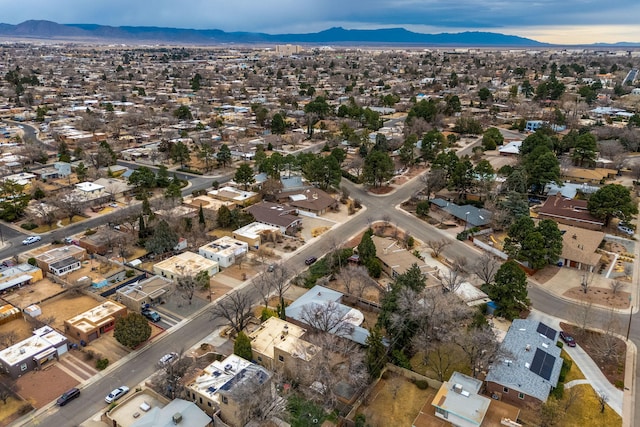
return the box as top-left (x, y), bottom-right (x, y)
top-left (287, 394), bottom-right (327, 427)
top-left (410, 345), bottom-right (472, 380)
top-left (0, 397), bottom-right (29, 424)
top-left (561, 349), bottom-right (586, 382)
top-left (561, 384), bottom-right (621, 427)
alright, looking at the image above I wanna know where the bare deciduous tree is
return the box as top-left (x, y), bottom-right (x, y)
top-left (471, 252), bottom-right (501, 285)
top-left (300, 301), bottom-right (357, 338)
top-left (597, 390), bottom-right (609, 413)
top-left (420, 168), bottom-right (447, 200)
top-left (610, 279), bottom-right (625, 295)
top-left (440, 266), bottom-right (467, 293)
top-left (209, 291), bottom-right (254, 334)
top-left (428, 238), bottom-right (450, 258)
top-left (336, 265), bottom-right (372, 299)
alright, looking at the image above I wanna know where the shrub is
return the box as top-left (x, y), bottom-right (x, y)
top-left (615, 380), bottom-right (624, 389)
top-left (27, 257), bottom-right (37, 266)
top-left (125, 269), bottom-right (136, 278)
top-left (406, 236), bottom-right (415, 248)
top-left (96, 358), bottom-right (109, 370)
top-left (21, 222), bottom-right (37, 230)
top-left (354, 414), bottom-right (367, 427)
top-left (414, 379), bottom-right (429, 390)
top-left (391, 349), bottom-right (411, 369)
top-left (85, 228), bottom-right (97, 236)
top-left (416, 200), bottom-right (430, 217)
top-left (261, 307), bottom-right (277, 321)
top-left (556, 341), bottom-right (564, 349)
top-left (18, 403), bottom-right (33, 416)
top-left (550, 383), bottom-right (564, 399)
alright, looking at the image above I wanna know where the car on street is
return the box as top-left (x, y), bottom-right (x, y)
top-left (56, 388), bottom-right (80, 406)
top-left (141, 309), bottom-right (161, 322)
top-left (304, 256), bottom-right (317, 266)
top-left (559, 331), bottom-right (576, 347)
top-left (618, 224), bottom-right (635, 236)
top-left (22, 236), bottom-right (41, 245)
top-left (159, 352), bottom-right (178, 366)
top-left (105, 386), bottom-right (129, 403)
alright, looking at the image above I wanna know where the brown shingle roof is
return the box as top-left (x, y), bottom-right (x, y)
top-left (537, 195), bottom-right (604, 226)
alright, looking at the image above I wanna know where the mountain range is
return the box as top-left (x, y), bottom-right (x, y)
top-left (0, 20), bottom-right (549, 47)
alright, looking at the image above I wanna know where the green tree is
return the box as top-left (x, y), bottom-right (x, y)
top-left (174, 105), bottom-right (193, 120)
top-left (0, 180), bottom-right (30, 221)
top-left (363, 150), bottom-right (394, 187)
top-left (170, 141), bottom-right (190, 168)
top-left (270, 113), bottom-right (287, 135)
top-left (197, 142), bottom-right (216, 172)
top-left (365, 326), bottom-right (387, 380)
top-left (504, 217), bottom-right (563, 269)
top-left (145, 220), bottom-right (179, 255)
top-left (128, 166), bottom-right (156, 195)
top-left (488, 260), bottom-right (529, 320)
top-left (525, 147), bottom-right (560, 193)
top-left (478, 87), bottom-right (492, 102)
top-left (198, 204), bottom-right (206, 227)
top-left (164, 180), bottom-right (182, 201)
top-left (571, 132), bottom-right (597, 167)
top-left (234, 163), bottom-right (255, 191)
top-left (216, 144), bottom-right (232, 168)
top-left (588, 184), bottom-right (638, 226)
top-left (217, 205), bottom-right (232, 228)
top-left (75, 162), bottom-right (88, 182)
top-left (357, 230), bottom-right (376, 264)
top-left (114, 312), bottom-right (152, 349)
top-left (234, 331), bottom-right (253, 361)
top-left (302, 155), bottom-right (341, 190)
top-left (482, 127), bottom-right (504, 150)
top-left (449, 158), bottom-right (475, 198)
top-left (399, 135), bottom-right (417, 167)
top-left (420, 130), bottom-right (446, 162)
top-left (58, 141), bottom-right (71, 163)
top-left (432, 151), bottom-right (459, 181)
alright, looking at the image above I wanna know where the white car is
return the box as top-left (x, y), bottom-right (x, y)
top-left (618, 225), bottom-right (635, 236)
top-left (105, 385), bottom-right (129, 403)
top-left (22, 236), bottom-right (41, 245)
top-left (159, 352), bottom-right (178, 366)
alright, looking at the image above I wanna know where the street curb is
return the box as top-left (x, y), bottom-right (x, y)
top-left (623, 338), bottom-right (637, 427)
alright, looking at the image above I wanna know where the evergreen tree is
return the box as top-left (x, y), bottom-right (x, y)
top-left (198, 204), bottom-right (206, 227)
top-left (488, 260), bottom-right (529, 320)
top-left (234, 331), bottom-right (253, 361)
top-left (365, 327), bottom-right (387, 380)
top-left (234, 163), bottom-right (255, 190)
top-left (114, 313), bottom-right (152, 349)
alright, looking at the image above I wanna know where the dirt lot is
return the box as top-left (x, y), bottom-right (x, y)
top-left (2, 278), bottom-right (65, 309)
top-left (15, 365), bottom-right (78, 409)
top-left (38, 293), bottom-right (104, 332)
top-left (356, 372), bottom-right (436, 427)
top-left (563, 287), bottom-right (631, 309)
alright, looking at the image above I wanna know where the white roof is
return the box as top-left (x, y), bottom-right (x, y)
top-left (75, 181), bottom-right (104, 192)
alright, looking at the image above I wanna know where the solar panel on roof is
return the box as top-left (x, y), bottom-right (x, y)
top-left (530, 348), bottom-right (556, 381)
top-left (536, 322), bottom-right (557, 340)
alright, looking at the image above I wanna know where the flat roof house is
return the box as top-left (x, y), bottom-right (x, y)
top-left (116, 276), bottom-right (173, 312)
top-left (371, 235), bottom-right (429, 279)
top-left (34, 245), bottom-right (87, 276)
top-left (64, 300), bottom-right (127, 344)
top-left (0, 263), bottom-right (43, 293)
top-left (152, 251), bottom-right (219, 280)
top-left (186, 354), bottom-right (272, 427)
top-left (198, 236), bottom-right (248, 268)
top-left (0, 326), bottom-right (69, 378)
top-left (231, 222), bottom-right (281, 250)
top-left (485, 319), bottom-right (563, 406)
top-left (248, 316), bottom-right (319, 375)
top-left (208, 186), bottom-right (260, 207)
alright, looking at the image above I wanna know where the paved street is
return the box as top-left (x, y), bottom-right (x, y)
top-left (9, 162), bottom-right (640, 426)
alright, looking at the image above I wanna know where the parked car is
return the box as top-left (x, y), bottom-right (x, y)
top-left (142, 309), bottom-right (161, 322)
top-left (559, 331), bottom-right (576, 347)
top-left (304, 256), bottom-right (317, 266)
top-left (22, 236), bottom-right (41, 245)
top-left (105, 385), bottom-right (129, 403)
top-left (159, 352), bottom-right (178, 366)
top-left (56, 387), bottom-right (80, 406)
top-left (618, 225), bottom-right (635, 236)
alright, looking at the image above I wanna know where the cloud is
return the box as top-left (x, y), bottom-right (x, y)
top-left (1, 0), bottom-right (639, 43)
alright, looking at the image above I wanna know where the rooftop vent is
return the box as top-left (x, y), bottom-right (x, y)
top-left (172, 412), bottom-right (183, 424)
top-left (453, 383), bottom-right (463, 394)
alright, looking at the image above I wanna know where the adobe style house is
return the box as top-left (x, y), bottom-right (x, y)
top-left (64, 300), bottom-right (127, 343)
top-left (208, 186), bottom-right (260, 207)
top-left (231, 222), bottom-right (281, 250)
top-left (248, 317), bottom-right (319, 375)
top-left (152, 251), bottom-right (219, 280)
top-left (371, 235), bottom-right (429, 278)
top-left (0, 326), bottom-right (69, 378)
top-left (485, 319), bottom-right (563, 406)
top-left (186, 354), bottom-right (272, 427)
top-left (198, 236), bottom-right (248, 268)
top-left (34, 245), bottom-right (87, 276)
top-left (116, 276), bottom-right (173, 312)
top-left (536, 195), bottom-right (604, 230)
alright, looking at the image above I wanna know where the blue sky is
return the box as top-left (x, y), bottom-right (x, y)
top-left (1, 0), bottom-right (639, 44)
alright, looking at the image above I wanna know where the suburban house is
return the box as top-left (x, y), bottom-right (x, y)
top-left (231, 222), bottom-right (281, 250)
top-left (561, 167), bottom-right (618, 184)
top-left (430, 198), bottom-right (492, 229)
top-left (198, 236), bottom-right (248, 268)
top-left (276, 188), bottom-right (338, 216)
top-left (116, 276), bottom-right (173, 312)
top-left (371, 235), bottom-right (429, 278)
top-left (152, 251), bottom-right (219, 280)
top-left (183, 194), bottom-right (236, 215)
top-left (77, 229), bottom-right (128, 255)
top-left (0, 326), bottom-right (69, 378)
top-left (245, 201), bottom-right (302, 235)
top-left (0, 263), bottom-right (43, 293)
top-left (186, 354), bottom-right (272, 427)
top-left (34, 245), bottom-right (87, 276)
top-left (34, 161), bottom-right (72, 180)
top-left (498, 140), bottom-right (522, 156)
top-left (285, 285), bottom-right (370, 345)
top-left (535, 195), bottom-right (604, 230)
top-left (425, 371), bottom-right (520, 427)
top-left (208, 186), bottom-right (260, 207)
top-left (557, 224), bottom-right (605, 271)
top-left (485, 319), bottom-right (563, 406)
top-left (248, 316), bottom-right (320, 375)
top-left (64, 300), bottom-right (128, 343)
top-left (93, 177), bottom-right (135, 198)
